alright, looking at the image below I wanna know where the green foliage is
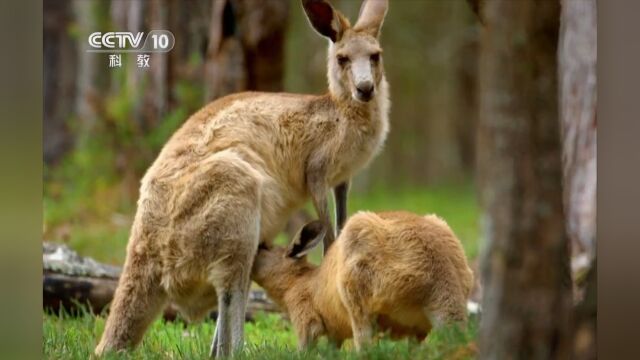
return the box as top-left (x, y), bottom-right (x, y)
top-left (43, 311), bottom-right (477, 359)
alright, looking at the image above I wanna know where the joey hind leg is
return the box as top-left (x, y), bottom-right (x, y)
top-left (340, 284), bottom-right (374, 351)
top-left (95, 258), bottom-right (167, 355)
top-left (292, 315), bottom-right (325, 350)
top-left (346, 305), bottom-right (374, 351)
top-left (424, 287), bottom-right (468, 330)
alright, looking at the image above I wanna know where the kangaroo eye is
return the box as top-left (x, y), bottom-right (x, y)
top-left (337, 55), bottom-right (350, 67)
top-left (370, 53), bottom-right (380, 63)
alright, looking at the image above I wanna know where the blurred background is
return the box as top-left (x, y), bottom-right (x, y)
top-left (43, 0), bottom-right (481, 265)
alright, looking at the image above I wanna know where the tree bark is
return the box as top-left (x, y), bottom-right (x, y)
top-left (43, 0), bottom-right (76, 165)
top-left (204, 0), bottom-right (289, 100)
top-left (476, 1), bottom-right (572, 358)
top-left (72, 0), bottom-right (109, 144)
top-left (558, 1), bottom-right (597, 358)
top-left (559, 0), bottom-right (597, 264)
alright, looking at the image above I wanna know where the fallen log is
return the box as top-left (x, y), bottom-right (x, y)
top-left (43, 242), bottom-right (279, 321)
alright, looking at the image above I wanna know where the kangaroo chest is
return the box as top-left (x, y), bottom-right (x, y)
top-left (327, 114), bottom-right (386, 185)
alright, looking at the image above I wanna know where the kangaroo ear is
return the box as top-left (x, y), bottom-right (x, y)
top-left (354, 0), bottom-right (388, 38)
top-left (302, 0), bottom-right (348, 42)
top-left (287, 220), bottom-right (326, 258)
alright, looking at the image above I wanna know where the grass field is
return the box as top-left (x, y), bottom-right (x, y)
top-left (44, 311), bottom-right (479, 359)
top-left (43, 184), bottom-right (480, 359)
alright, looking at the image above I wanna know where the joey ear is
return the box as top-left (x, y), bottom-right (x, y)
top-left (302, 0), bottom-right (348, 42)
top-left (287, 220), bottom-right (326, 258)
top-left (353, 0), bottom-right (388, 38)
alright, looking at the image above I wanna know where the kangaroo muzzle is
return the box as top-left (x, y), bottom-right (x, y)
top-left (352, 60), bottom-right (375, 102)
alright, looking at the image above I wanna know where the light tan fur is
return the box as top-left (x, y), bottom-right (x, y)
top-left (95, 0), bottom-right (390, 357)
top-left (252, 211), bottom-right (474, 350)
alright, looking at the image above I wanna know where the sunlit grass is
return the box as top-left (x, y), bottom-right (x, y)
top-left (43, 311), bottom-right (478, 359)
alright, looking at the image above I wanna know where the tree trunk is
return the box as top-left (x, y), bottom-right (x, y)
top-left (558, 1), bottom-right (597, 358)
top-left (146, 0), bottom-right (169, 130)
top-left (166, 0), bottom-right (212, 109)
top-left (43, 0), bottom-right (76, 165)
top-left (453, 10), bottom-right (480, 176)
top-left (476, 1), bottom-right (572, 358)
top-left (73, 0), bottom-right (109, 145)
top-left (571, 257), bottom-right (597, 360)
top-left (204, 0), bottom-right (289, 100)
top-left (559, 0), bottom-right (597, 265)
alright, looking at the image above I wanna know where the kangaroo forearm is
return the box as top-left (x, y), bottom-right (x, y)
top-left (333, 180), bottom-right (350, 237)
top-left (310, 186), bottom-right (336, 252)
top-left (306, 162), bottom-right (336, 252)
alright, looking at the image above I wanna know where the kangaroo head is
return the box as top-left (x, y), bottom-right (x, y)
top-left (252, 221), bottom-right (326, 304)
top-left (302, 0), bottom-right (389, 103)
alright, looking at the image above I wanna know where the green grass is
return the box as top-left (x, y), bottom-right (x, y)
top-left (44, 311), bottom-right (478, 359)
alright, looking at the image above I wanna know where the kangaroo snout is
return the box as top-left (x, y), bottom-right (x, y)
top-left (355, 81), bottom-right (375, 102)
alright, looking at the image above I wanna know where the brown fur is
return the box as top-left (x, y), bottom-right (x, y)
top-left (95, 0), bottom-right (390, 356)
top-left (252, 211), bottom-right (474, 350)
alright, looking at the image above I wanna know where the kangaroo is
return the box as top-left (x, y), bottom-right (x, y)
top-left (95, 0), bottom-right (390, 357)
top-left (252, 211), bottom-right (474, 350)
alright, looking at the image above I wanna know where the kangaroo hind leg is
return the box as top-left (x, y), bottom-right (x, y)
top-left (95, 254), bottom-right (167, 355)
top-left (208, 215), bottom-right (259, 358)
top-left (202, 152), bottom-right (262, 357)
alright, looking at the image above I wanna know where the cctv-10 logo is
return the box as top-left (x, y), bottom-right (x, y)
top-left (87, 30), bottom-right (175, 53)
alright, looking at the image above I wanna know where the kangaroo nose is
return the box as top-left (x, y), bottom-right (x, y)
top-left (356, 82), bottom-right (374, 100)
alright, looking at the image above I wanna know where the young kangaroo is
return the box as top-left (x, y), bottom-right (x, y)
top-left (95, 0), bottom-right (390, 357)
top-left (252, 211), bottom-right (473, 350)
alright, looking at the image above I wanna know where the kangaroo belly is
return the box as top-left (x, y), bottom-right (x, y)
top-left (169, 280), bottom-right (218, 322)
top-left (377, 310), bottom-right (431, 340)
top-left (256, 174), bottom-right (306, 243)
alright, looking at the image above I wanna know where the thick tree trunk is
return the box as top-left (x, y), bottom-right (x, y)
top-left (558, 1), bottom-right (597, 358)
top-left (559, 0), bottom-right (597, 266)
top-left (476, 1), bottom-right (572, 358)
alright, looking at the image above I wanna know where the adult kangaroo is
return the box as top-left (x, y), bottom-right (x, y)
top-left (95, 0), bottom-right (390, 357)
